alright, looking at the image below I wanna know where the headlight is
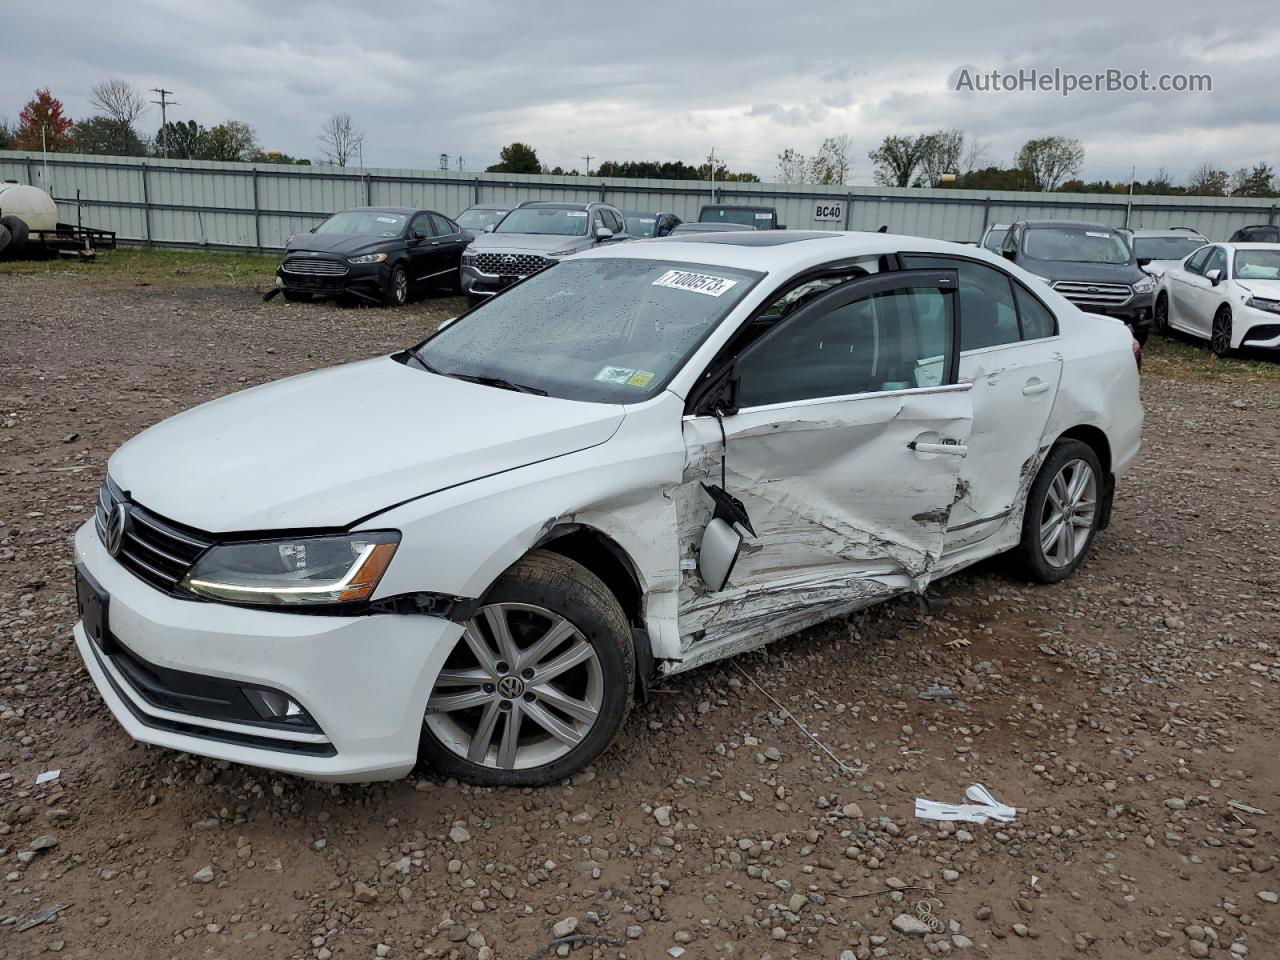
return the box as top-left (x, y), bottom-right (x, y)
top-left (348, 252), bottom-right (389, 264)
top-left (1132, 276), bottom-right (1155, 294)
top-left (1245, 296), bottom-right (1280, 314)
top-left (181, 532), bottom-right (399, 607)
top-left (461, 253), bottom-right (477, 265)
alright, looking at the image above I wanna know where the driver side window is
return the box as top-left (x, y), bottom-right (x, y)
top-left (1184, 245), bottom-right (1212, 275)
top-left (1205, 246), bottom-right (1228, 278)
top-left (411, 214), bottom-right (435, 239)
top-left (736, 284), bottom-right (954, 408)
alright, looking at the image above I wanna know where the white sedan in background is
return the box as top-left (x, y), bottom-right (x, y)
top-left (1154, 242), bottom-right (1280, 356)
top-left (73, 231), bottom-right (1142, 786)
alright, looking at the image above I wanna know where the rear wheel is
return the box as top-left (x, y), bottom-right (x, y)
top-left (1211, 306), bottom-right (1233, 358)
top-left (1011, 440), bottom-right (1103, 584)
top-left (0, 216), bottom-right (28, 257)
top-left (417, 550), bottom-right (634, 786)
top-left (383, 263), bottom-right (409, 307)
top-left (1152, 293), bottom-right (1169, 335)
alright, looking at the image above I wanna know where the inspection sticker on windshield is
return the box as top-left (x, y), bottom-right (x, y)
top-left (755, 213), bottom-right (772, 220)
top-left (565, 211), bottom-right (587, 217)
top-left (376, 217), bottom-right (400, 224)
top-left (651, 269), bottom-right (738, 297)
top-left (595, 366), bottom-right (656, 387)
top-left (1086, 231), bottom-right (1110, 237)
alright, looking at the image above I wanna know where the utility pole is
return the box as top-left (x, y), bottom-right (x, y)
top-left (439, 153), bottom-right (449, 171)
top-left (1125, 164), bottom-right (1136, 229)
top-left (707, 147), bottom-right (717, 204)
top-left (150, 87), bottom-right (178, 158)
top-left (457, 156), bottom-right (465, 171)
top-left (582, 154), bottom-right (593, 176)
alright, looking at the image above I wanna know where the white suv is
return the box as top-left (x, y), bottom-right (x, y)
top-left (74, 231), bottom-right (1143, 785)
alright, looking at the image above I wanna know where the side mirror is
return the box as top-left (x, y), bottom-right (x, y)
top-left (698, 518), bottom-right (743, 591)
top-left (483, 224), bottom-right (495, 233)
top-left (1206, 268), bottom-right (1222, 285)
top-left (595, 227), bottom-right (614, 241)
top-left (1001, 248), bottom-right (1016, 261)
top-left (1136, 256), bottom-right (1152, 267)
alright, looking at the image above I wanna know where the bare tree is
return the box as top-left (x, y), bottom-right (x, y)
top-left (961, 137), bottom-right (991, 174)
top-left (1014, 136), bottom-right (1085, 191)
top-left (1184, 162), bottom-right (1228, 197)
top-left (917, 129), bottom-right (966, 187)
top-left (89, 79), bottom-right (148, 128)
top-left (319, 113), bottom-right (364, 167)
top-left (776, 147), bottom-right (808, 183)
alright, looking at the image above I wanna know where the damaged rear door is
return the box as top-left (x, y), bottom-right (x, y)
top-left (674, 270), bottom-right (974, 669)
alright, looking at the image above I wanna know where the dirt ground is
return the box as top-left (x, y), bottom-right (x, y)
top-left (1, 255), bottom-right (1278, 960)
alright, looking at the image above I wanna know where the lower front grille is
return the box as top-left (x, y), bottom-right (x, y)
top-left (1242, 323), bottom-right (1280, 343)
top-left (1052, 281), bottom-right (1134, 306)
top-left (472, 252), bottom-right (552, 275)
top-left (96, 478), bottom-right (212, 595)
top-left (283, 274), bottom-right (349, 292)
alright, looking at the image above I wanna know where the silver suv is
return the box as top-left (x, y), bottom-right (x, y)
top-left (460, 201), bottom-right (630, 304)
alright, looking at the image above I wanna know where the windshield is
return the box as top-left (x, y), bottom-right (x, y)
top-left (314, 211), bottom-right (406, 237)
top-left (1023, 227), bottom-right (1131, 264)
top-left (1133, 236), bottom-right (1206, 261)
top-left (414, 258), bottom-right (763, 403)
top-left (456, 208), bottom-right (507, 231)
top-left (1235, 249), bottom-right (1280, 280)
top-left (494, 207), bottom-right (589, 236)
top-left (981, 228), bottom-right (1008, 251)
top-left (625, 215), bottom-right (659, 238)
top-left (700, 208), bottom-right (773, 229)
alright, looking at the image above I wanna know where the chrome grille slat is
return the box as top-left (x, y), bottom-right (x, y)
top-left (473, 252), bottom-right (552, 276)
top-left (95, 479), bottom-right (214, 596)
top-left (283, 257), bottom-right (348, 276)
top-left (1052, 281), bottom-right (1133, 306)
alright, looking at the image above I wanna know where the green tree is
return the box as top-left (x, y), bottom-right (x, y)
top-left (14, 89), bottom-right (75, 151)
top-left (251, 149), bottom-right (311, 166)
top-left (0, 117), bottom-right (14, 150)
top-left (946, 166), bottom-right (1036, 191)
top-left (73, 115), bottom-right (146, 156)
top-left (153, 120), bottom-right (207, 159)
top-left (487, 142), bottom-right (542, 174)
top-left (1014, 136), bottom-right (1084, 191)
top-left (916, 129), bottom-right (966, 187)
top-left (868, 134), bottom-right (927, 187)
top-left (809, 136), bottom-right (852, 185)
top-left (202, 120), bottom-right (258, 162)
top-left (775, 148), bottom-right (808, 183)
top-left (1229, 163), bottom-right (1276, 198)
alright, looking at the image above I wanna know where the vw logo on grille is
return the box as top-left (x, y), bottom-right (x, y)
top-left (497, 676), bottom-right (525, 699)
top-left (105, 502), bottom-right (130, 558)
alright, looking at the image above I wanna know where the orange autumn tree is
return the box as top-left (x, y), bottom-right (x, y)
top-left (14, 89), bottom-right (75, 151)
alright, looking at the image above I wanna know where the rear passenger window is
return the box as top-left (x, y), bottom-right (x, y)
top-left (902, 256), bottom-right (1019, 350)
top-left (1013, 284), bottom-right (1056, 339)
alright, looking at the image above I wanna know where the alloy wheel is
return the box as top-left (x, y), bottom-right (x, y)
top-left (1038, 459), bottom-right (1097, 568)
top-left (1211, 309), bottom-right (1232, 357)
top-left (393, 268), bottom-right (408, 304)
top-left (424, 603), bottom-right (604, 771)
top-left (1153, 295), bottom-right (1168, 334)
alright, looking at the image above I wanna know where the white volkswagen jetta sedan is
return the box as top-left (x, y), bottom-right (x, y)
top-left (1153, 241), bottom-right (1280, 356)
top-left (73, 231), bottom-right (1142, 785)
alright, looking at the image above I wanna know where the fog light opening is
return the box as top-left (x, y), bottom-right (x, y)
top-left (244, 688), bottom-right (306, 723)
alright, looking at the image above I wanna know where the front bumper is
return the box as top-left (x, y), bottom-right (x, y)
top-left (72, 520), bottom-right (462, 781)
top-left (1237, 309), bottom-right (1280, 350)
top-left (459, 263), bottom-right (534, 298)
top-left (1075, 291), bottom-right (1154, 332)
top-left (275, 260), bottom-right (389, 299)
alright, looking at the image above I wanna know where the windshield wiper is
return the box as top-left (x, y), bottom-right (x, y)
top-left (449, 373), bottom-right (548, 396)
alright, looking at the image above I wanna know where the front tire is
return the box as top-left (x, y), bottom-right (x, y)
top-left (0, 216), bottom-right (28, 257)
top-left (1211, 306), bottom-right (1233, 358)
top-left (383, 263), bottom-right (409, 307)
top-left (1011, 440), bottom-right (1103, 584)
top-left (1152, 293), bottom-right (1169, 336)
top-left (417, 550), bottom-right (635, 786)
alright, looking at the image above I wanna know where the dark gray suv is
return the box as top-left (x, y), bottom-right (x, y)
top-left (460, 201), bottom-right (630, 304)
top-left (1001, 220), bottom-right (1156, 343)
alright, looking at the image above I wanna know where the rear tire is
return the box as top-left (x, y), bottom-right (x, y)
top-left (1211, 306), bottom-right (1233, 358)
top-left (1011, 439), bottom-right (1103, 584)
top-left (383, 263), bottom-right (409, 307)
top-left (0, 216), bottom-right (28, 257)
top-left (417, 550), bottom-right (635, 786)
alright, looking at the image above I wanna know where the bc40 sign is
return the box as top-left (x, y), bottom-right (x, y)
top-left (814, 202), bottom-right (843, 222)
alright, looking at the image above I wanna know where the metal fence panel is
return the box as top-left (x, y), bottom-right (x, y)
top-left (3, 149), bottom-right (1278, 251)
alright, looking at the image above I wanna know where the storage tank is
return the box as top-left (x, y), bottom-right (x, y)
top-left (0, 182), bottom-right (58, 232)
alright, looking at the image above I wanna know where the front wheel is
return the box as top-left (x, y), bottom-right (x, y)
top-left (1152, 293), bottom-right (1169, 335)
top-left (1211, 306), bottom-right (1233, 358)
top-left (417, 550), bottom-right (635, 786)
top-left (383, 263), bottom-right (409, 307)
top-left (1011, 440), bottom-right (1103, 584)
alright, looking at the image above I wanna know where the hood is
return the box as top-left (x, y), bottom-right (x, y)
top-left (1019, 258), bottom-right (1146, 285)
top-left (467, 232), bottom-right (592, 257)
top-left (1141, 258), bottom-right (1184, 277)
top-left (109, 358), bottom-right (624, 533)
top-left (1236, 278), bottom-right (1280, 297)
top-left (285, 233), bottom-right (400, 257)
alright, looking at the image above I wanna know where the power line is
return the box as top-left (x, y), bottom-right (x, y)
top-left (150, 87), bottom-right (178, 157)
top-left (582, 154), bottom-right (593, 176)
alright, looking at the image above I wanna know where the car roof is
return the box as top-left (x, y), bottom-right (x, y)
top-left (573, 229), bottom-right (1002, 273)
top-left (345, 206), bottom-right (419, 216)
top-left (700, 204), bottom-right (775, 212)
top-left (464, 203), bottom-right (512, 211)
top-left (985, 223), bottom-right (1011, 230)
top-left (1225, 242), bottom-right (1280, 251)
top-left (1018, 219), bottom-right (1118, 230)
top-left (622, 210), bottom-right (670, 217)
top-left (522, 201), bottom-right (605, 210)
top-left (1129, 228), bottom-right (1206, 238)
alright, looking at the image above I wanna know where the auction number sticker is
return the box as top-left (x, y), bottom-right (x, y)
top-left (651, 270), bottom-right (738, 297)
top-left (376, 217), bottom-right (400, 224)
top-left (565, 211), bottom-right (588, 217)
top-left (595, 367), bottom-right (656, 387)
top-left (754, 213), bottom-right (772, 220)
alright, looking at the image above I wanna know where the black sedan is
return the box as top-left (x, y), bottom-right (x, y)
top-left (273, 207), bottom-right (468, 306)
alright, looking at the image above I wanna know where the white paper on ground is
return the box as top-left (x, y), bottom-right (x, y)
top-left (35, 769), bottom-right (60, 785)
top-left (914, 783), bottom-right (1017, 823)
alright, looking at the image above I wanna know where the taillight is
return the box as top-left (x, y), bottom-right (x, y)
top-left (1131, 337), bottom-right (1143, 370)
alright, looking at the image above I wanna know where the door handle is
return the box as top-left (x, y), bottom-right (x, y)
top-left (430, 241), bottom-right (440, 245)
top-left (909, 440), bottom-right (968, 456)
top-left (1022, 379), bottom-right (1051, 396)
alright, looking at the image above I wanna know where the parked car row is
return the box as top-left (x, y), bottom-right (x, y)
top-left (272, 201), bottom-right (785, 307)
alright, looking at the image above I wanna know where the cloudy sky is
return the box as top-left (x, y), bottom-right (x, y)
top-left (3, 0), bottom-right (1278, 186)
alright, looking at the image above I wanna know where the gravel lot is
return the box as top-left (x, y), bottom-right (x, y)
top-left (1, 260), bottom-right (1278, 960)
